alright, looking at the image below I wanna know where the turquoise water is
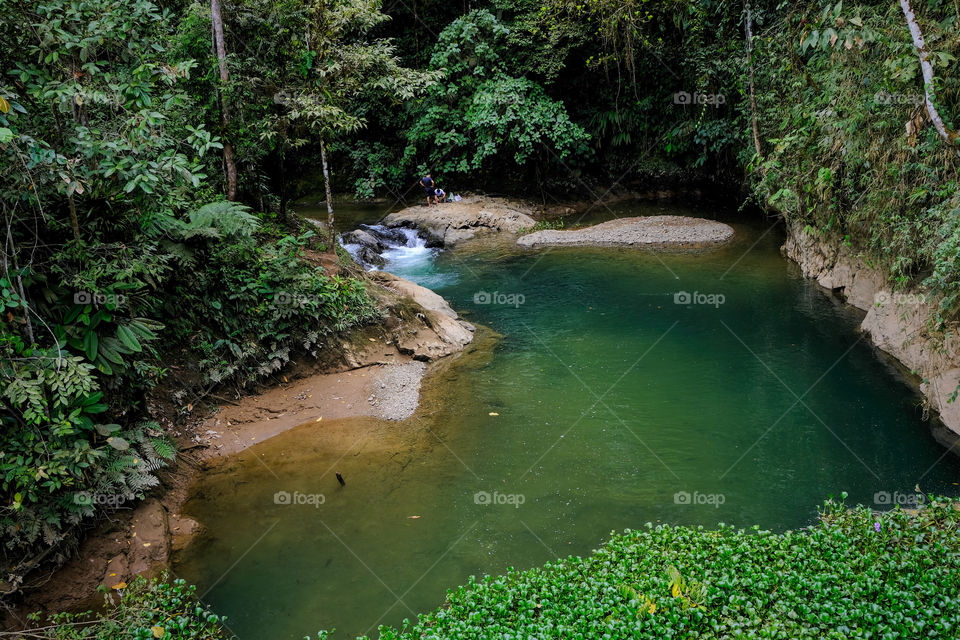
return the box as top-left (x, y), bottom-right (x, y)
top-left (175, 202), bottom-right (960, 639)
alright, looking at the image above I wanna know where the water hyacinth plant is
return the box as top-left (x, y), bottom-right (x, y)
top-left (365, 496), bottom-right (960, 639)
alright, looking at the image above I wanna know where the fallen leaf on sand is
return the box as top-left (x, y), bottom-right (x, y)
top-left (316, 416), bottom-right (323, 422)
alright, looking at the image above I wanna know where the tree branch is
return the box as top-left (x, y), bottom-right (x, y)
top-left (899, 0), bottom-right (959, 145)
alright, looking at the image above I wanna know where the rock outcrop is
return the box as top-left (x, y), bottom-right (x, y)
top-left (517, 215), bottom-right (734, 248)
top-left (341, 228), bottom-right (387, 268)
top-left (382, 196), bottom-right (536, 245)
top-left (782, 223), bottom-right (960, 439)
top-left (368, 271), bottom-right (475, 360)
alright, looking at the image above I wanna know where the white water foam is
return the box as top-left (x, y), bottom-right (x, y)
top-left (341, 225), bottom-right (457, 288)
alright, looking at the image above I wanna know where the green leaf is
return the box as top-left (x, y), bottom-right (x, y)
top-left (106, 436), bottom-right (130, 451)
top-left (116, 325), bottom-right (142, 353)
top-left (95, 423), bottom-right (121, 436)
top-left (128, 320), bottom-right (158, 340)
top-left (98, 339), bottom-right (125, 364)
top-left (83, 331), bottom-right (99, 361)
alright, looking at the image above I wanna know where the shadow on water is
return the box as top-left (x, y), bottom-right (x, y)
top-left (175, 199), bottom-right (960, 639)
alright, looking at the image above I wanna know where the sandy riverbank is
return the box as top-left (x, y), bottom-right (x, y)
top-left (201, 361), bottom-right (427, 459)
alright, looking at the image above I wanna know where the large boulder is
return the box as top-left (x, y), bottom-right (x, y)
top-left (341, 228), bottom-right (387, 268)
top-left (383, 196), bottom-right (536, 245)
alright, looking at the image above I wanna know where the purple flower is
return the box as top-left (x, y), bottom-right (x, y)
top-left (874, 522), bottom-right (881, 533)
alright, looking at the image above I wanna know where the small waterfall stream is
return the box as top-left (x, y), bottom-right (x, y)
top-left (341, 224), bottom-right (456, 288)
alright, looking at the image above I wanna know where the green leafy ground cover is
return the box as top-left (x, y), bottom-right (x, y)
top-left (370, 497), bottom-right (960, 640)
top-left (34, 577), bottom-right (228, 639)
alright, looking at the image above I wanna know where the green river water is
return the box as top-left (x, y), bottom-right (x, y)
top-left (175, 201), bottom-right (960, 639)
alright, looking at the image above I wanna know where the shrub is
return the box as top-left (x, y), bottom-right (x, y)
top-left (34, 576), bottom-right (230, 639)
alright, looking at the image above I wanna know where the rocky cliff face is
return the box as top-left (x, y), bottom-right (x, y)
top-left (782, 223), bottom-right (960, 441)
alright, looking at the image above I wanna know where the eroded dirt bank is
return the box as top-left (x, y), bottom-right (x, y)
top-left (783, 223), bottom-right (960, 446)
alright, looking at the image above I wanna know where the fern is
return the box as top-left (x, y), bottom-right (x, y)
top-left (126, 472), bottom-right (159, 493)
top-left (159, 238), bottom-right (198, 267)
top-left (148, 436), bottom-right (177, 461)
top-left (178, 201), bottom-right (261, 240)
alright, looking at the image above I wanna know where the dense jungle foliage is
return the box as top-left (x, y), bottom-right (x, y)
top-left (2, 0), bottom-right (960, 627)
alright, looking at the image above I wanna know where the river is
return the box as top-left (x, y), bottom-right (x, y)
top-left (174, 199), bottom-right (960, 639)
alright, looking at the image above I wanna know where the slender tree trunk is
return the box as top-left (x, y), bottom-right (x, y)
top-left (279, 151), bottom-right (288, 223)
top-left (67, 193), bottom-right (81, 241)
top-left (745, 1), bottom-right (762, 157)
top-left (14, 270), bottom-right (34, 346)
top-left (3, 206), bottom-right (34, 345)
top-left (211, 0), bottom-right (239, 199)
top-left (320, 139), bottom-right (336, 253)
top-left (899, 0), bottom-right (959, 145)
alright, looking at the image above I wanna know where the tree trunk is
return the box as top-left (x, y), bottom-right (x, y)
top-left (67, 193), bottom-right (81, 242)
top-left (211, 0), bottom-right (239, 199)
top-left (320, 139), bottom-right (336, 253)
top-left (2, 207), bottom-right (34, 345)
top-left (899, 0), bottom-right (959, 145)
top-left (279, 151), bottom-right (288, 223)
top-left (745, 1), bottom-right (762, 157)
